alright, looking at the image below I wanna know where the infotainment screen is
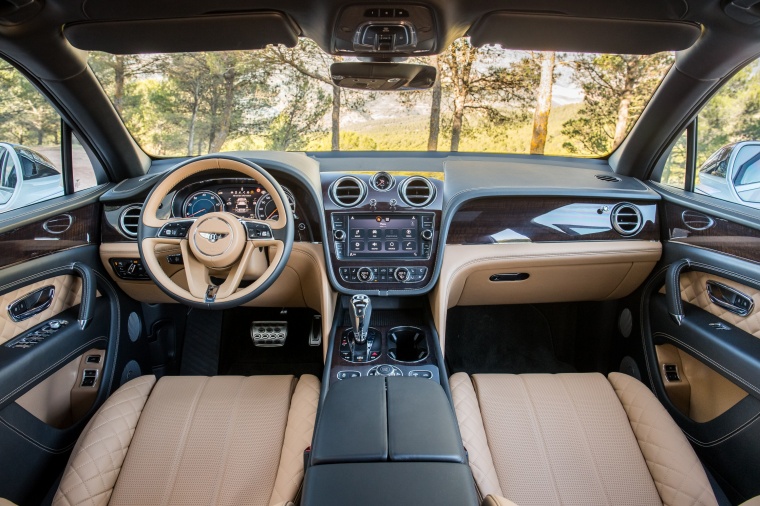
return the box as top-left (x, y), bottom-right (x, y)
top-left (346, 214), bottom-right (421, 258)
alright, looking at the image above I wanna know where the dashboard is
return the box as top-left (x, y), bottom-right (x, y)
top-left (99, 153), bottom-right (663, 298)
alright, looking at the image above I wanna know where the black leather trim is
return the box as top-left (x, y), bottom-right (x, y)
top-left (72, 262), bottom-right (96, 329)
top-left (301, 462), bottom-right (479, 506)
top-left (651, 295), bottom-right (760, 400)
top-left (311, 376), bottom-right (388, 465)
top-left (386, 377), bottom-right (465, 464)
top-left (665, 258), bottom-right (691, 325)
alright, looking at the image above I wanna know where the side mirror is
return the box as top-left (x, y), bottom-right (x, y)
top-left (330, 62), bottom-right (436, 91)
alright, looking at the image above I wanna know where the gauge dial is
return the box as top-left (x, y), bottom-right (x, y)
top-left (255, 187), bottom-right (295, 221)
top-left (183, 190), bottom-right (223, 218)
top-left (370, 171), bottom-right (395, 191)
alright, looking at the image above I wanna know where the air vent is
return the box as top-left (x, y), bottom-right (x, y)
top-left (596, 174), bottom-right (622, 183)
top-left (119, 205), bottom-right (142, 238)
top-left (610, 203), bottom-right (643, 236)
top-left (399, 176), bottom-right (436, 207)
top-left (681, 210), bottom-right (715, 231)
top-left (330, 176), bottom-right (366, 207)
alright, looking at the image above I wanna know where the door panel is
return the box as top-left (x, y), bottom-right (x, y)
top-left (0, 189), bottom-right (136, 504)
top-left (642, 197), bottom-right (760, 502)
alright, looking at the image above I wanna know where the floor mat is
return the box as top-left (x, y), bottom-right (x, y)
top-left (219, 307), bottom-right (323, 378)
top-left (445, 304), bottom-right (576, 375)
top-left (180, 309), bottom-right (223, 376)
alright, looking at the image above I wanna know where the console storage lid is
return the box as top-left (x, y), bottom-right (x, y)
top-left (311, 376), bottom-right (466, 465)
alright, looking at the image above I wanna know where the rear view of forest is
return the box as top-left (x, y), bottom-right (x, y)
top-left (86, 39), bottom-right (673, 157)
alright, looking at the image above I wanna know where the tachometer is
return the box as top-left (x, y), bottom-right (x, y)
top-left (255, 187), bottom-right (295, 221)
top-left (183, 190), bottom-right (223, 218)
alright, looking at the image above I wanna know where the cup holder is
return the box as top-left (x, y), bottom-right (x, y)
top-left (388, 326), bottom-right (428, 363)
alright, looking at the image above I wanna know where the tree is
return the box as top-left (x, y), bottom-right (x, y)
top-left (265, 72), bottom-right (330, 150)
top-left (427, 55), bottom-right (443, 151)
top-left (562, 53), bottom-right (673, 155)
top-left (267, 41), bottom-right (343, 150)
top-left (530, 52), bottom-right (556, 155)
top-left (440, 39), bottom-right (540, 151)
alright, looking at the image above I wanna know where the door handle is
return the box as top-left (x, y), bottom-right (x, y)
top-left (7, 285), bottom-right (55, 322)
top-left (666, 258), bottom-right (691, 325)
top-left (706, 281), bottom-right (755, 317)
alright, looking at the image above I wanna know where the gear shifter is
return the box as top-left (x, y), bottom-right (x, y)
top-left (349, 294), bottom-right (372, 343)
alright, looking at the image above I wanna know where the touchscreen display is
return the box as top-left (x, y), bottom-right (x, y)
top-left (346, 214), bottom-right (420, 257)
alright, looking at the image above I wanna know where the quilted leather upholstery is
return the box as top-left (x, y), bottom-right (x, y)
top-left (471, 373), bottom-right (661, 506)
top-left (609, 373), bottom-right (718, 506)
top-left (269, 374), bottom-right (320, 506)
top-left (450, 372), bottom-right (503, 499)
top-left (0, 275), bottom-right (82, 345)
top-left (678, 271), bottom-right (760, 338)
top-left (53, 375), bottom-right (157, 506)
top-left (482, 495), bottom-right (520, 506)
top-left (108, 375), bottom-right (301, 506)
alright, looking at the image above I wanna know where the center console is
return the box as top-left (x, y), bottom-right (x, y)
top-left (322, 172), bottom-right (443, 294)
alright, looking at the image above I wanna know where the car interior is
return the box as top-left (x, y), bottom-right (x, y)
top-left (0, 0), bottom-right (759, 505)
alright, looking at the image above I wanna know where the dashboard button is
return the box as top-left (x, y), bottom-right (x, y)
top-left (368, 229), bottom-right (382, 239)
top-left (385, 241), bottom-right (399, 251)
top-left (403, 229), bottom-right (414, 239)
top-left (384, 229), bottom-right (399, 238)
top-left (357, 267), bottom-right (374, 282)
top-left (368, 241), bottom-right (381, 252)
top-left (350, 241), bottom-right (365, 252)
top-left (402, 240), bottom-right (416, 251)
top-left (350, 229), bottom-right (365, 239)
top-left (395, 267), bottom-right (409, 282)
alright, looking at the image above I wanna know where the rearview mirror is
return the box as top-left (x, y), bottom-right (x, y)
top-left (330, 62), bottom-right (436, 91)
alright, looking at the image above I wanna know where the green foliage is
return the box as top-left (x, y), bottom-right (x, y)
top-left (0, 64), bottom-right (60, 146)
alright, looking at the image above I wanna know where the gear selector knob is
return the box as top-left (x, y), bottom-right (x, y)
top-left (349, 294), bottom-right (372, 344)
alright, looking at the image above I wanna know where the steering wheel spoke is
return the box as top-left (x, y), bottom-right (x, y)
top-left (240, 218), bottom-right (286, 247)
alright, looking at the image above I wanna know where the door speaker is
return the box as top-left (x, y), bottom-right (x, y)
top-left (120, 360), bottom-right (142, 386)
top-left (619, 356), bottom-right (641, 381)
top-left (618, 308), bottom-right (633, 338)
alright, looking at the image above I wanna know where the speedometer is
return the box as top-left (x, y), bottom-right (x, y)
top-left (183, 191), bottom-right (223, 218)
top-left (255, 187), bottom-right (295, 221)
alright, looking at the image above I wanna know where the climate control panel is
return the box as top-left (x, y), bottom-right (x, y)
top-left (339, 266), bottom-right (428, 283)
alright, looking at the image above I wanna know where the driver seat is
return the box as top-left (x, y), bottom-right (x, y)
top-left (52, 374), bottom-right (320, 506)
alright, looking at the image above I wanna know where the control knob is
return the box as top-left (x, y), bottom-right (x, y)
top-left (333, 229), bottom-right (346, 241)
top-left (420, 229), bottom-right (433, 241)
top-left (394, 267), bottom-right (410, 282)
top-left (357, 267), bottom-right (374, 282)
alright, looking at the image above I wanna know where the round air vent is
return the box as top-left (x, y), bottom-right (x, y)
top-left (119, 205), bottom-right (142, 238)
top-left (610, 203), bottom-right (643, 236)
top-left (399, 176), bottom-right (436, 207)
top-left (596, 174), bottom-right (622, 183)
top-left (330, 176), bottom-right (366, 207)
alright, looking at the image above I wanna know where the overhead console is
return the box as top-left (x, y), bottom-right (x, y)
top-left (322, 172), bottom-right (443, 295)
top-left (332, 5), bottom-right (438, 56)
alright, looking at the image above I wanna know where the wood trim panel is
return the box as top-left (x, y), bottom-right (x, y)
top-left (664, 202), bottom-right (760, 264)
top-left (446, 197), bottom-right (659, 244)
top-left (0, 203), bottom-right (100, 269)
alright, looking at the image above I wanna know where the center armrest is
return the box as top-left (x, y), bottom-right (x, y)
top-left (310, 376), bottom-right (466, 465)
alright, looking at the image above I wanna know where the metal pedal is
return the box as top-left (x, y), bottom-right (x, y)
top-left (251, 321), bottom-right (288, 347)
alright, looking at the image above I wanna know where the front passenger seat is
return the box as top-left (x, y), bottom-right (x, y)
top-left (53, 374), bottom-right (320, 506)
top-left (451, 372), bottom-right (718, 506)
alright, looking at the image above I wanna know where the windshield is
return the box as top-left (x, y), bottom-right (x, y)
top-left (88, 39), bottom-right (673, 157)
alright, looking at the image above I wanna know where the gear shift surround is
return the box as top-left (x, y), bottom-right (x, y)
top-left (340, 294), bottom-right (381, 363)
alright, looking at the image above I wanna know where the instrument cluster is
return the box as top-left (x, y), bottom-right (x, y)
top-left (173, 180), bottom-right (296, 221)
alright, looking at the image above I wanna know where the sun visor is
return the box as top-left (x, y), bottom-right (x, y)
top-left (64, 12), bottom-right (300, 54)
top-left (468, 12), bottom-right (702, 54)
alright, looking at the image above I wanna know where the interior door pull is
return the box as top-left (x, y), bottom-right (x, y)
top-left (706, 281), bottom-right (755, 317)
top-left (665, 258), bottom-right (691, 325)
top-left (7, 286), bottom-right (55, 322)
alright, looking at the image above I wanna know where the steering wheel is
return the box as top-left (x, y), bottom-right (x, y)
top-left (137, 155), bottom-right (294, 309)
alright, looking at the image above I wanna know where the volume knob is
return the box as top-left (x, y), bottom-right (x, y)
top-left (333, 229), bottom-right (346, 241)
top-left (420, 229), bottom-right (433, 241)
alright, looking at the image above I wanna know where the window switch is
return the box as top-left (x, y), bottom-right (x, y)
top-left (86, 355), bottom-right (101, 364)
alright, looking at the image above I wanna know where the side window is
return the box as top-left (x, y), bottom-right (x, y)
top-left (656, 59), bottom-right (760, 210)
top-left (0, 62), bottom-right (99, 213)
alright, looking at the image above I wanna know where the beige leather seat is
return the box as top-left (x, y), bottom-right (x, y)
top-left (450, 372), bottom-right (719, 506)
top-left (53, 374), bottom-right (320, 506)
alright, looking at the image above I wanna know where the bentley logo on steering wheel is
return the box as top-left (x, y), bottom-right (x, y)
top-left (199, 232), bottom-right (228, 243)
